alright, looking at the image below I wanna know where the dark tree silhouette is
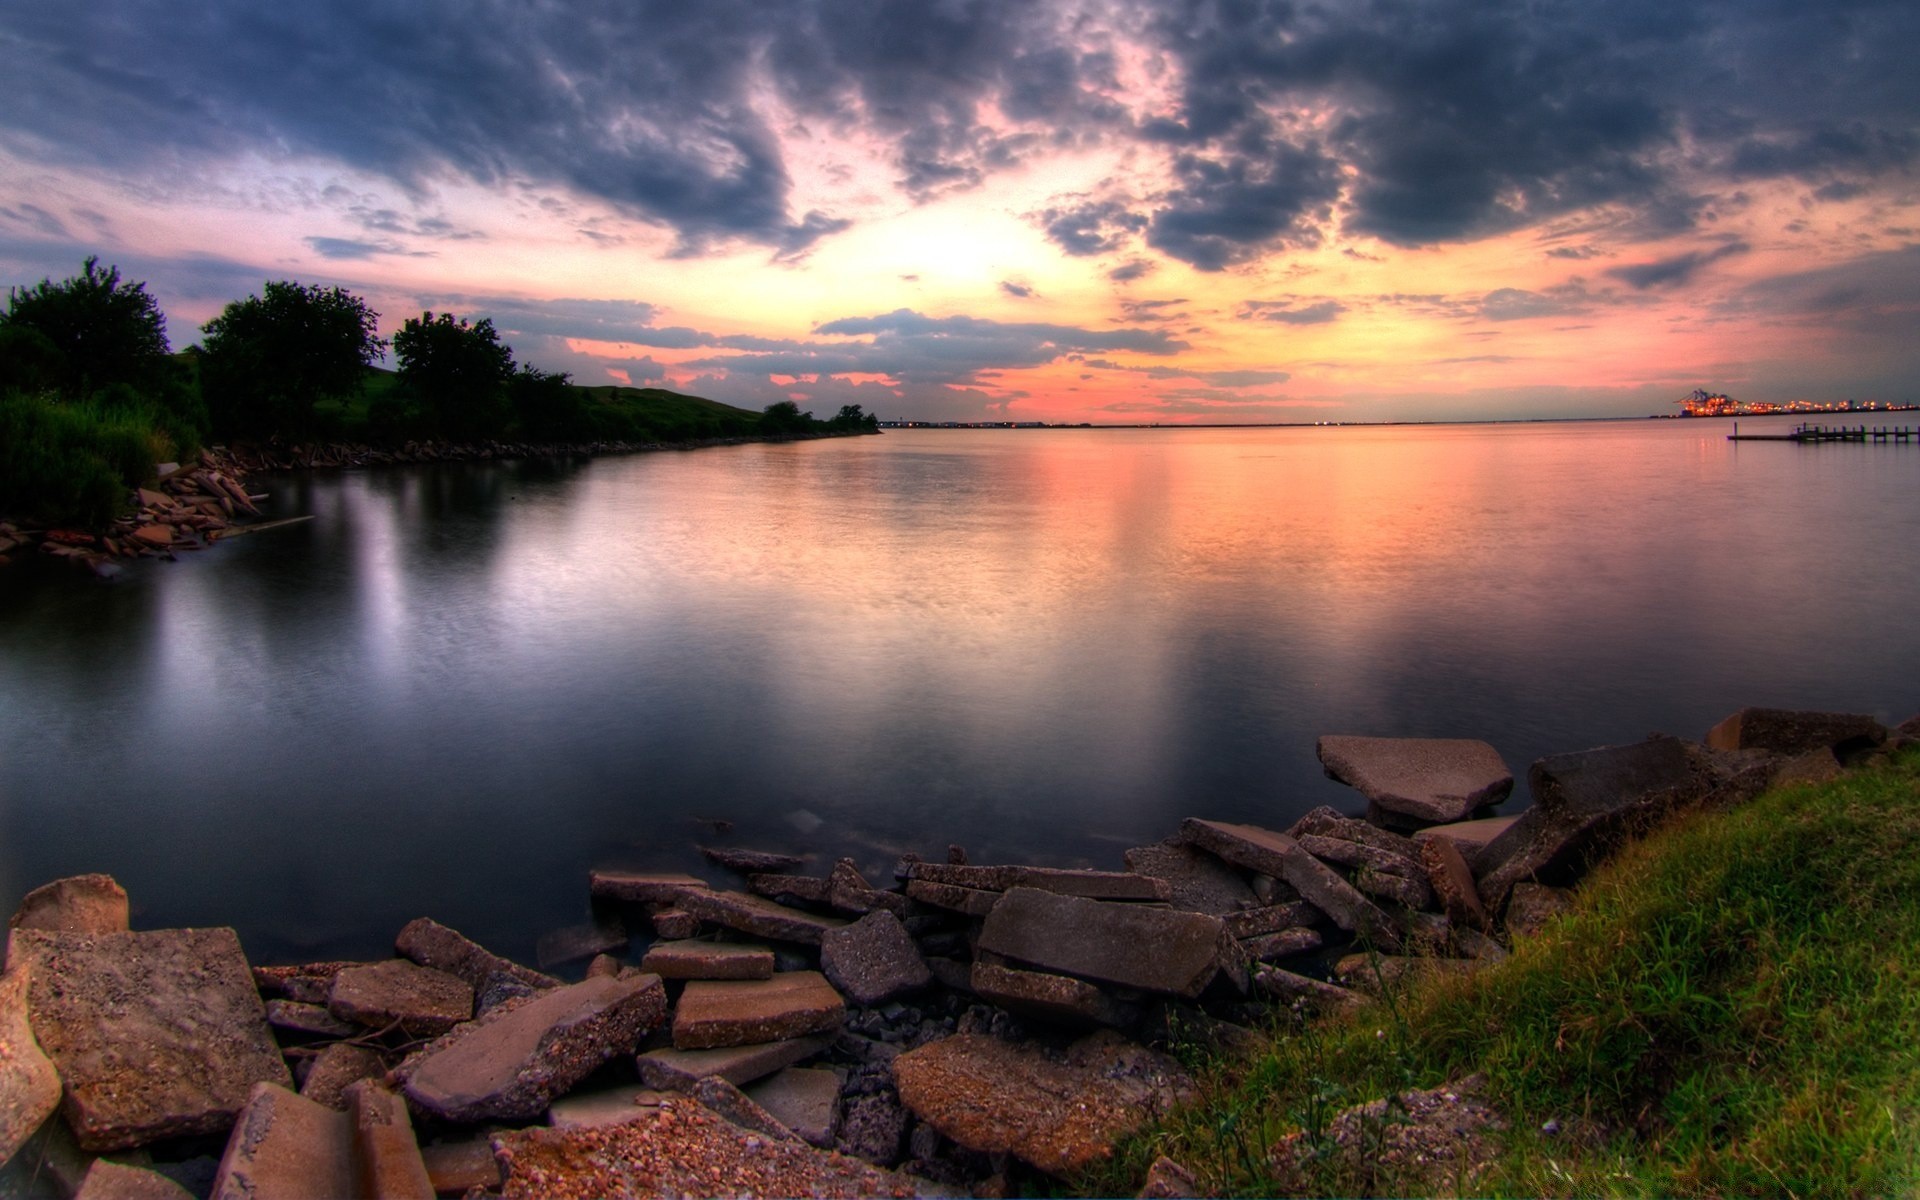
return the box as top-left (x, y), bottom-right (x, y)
top-left (200, 281), bottom-right (386, 438)
top-left (1, 257), bottom-right (171, 399)
top-left (393, 311), bottom-right (515, 439)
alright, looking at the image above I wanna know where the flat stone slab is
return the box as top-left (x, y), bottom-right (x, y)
top-left (826, 860), bottom-right (913, 917)
top-left (637, 1035), bottom-right (832, 1089)
top-left (419, 1138), bottom-right (503, 1196)
top-left (8, 874), bottom-right (130, 939)
top-left (906, 862), bottom-right (1170, 901)
top-left (701, 846), bottom-right (806, 875)
top-left (490, 1097), bottom-right (934, 1198)
top-left (345, 1080), bottom-right (434, 1200)
top-left (892, 1031), bottom-right (1194, 1175)
top-left (265, 999), bottom-right (359, 1038)
top-left (1240, 927), bottom-right (1323, 963)
top-left (208, 1083), bottom-right (353, 1200)
top-left (548, 1083), bottom-right (672, 1129)
top-left (640, 940), bottom-right (775, 980)
top-left (672, 972), bottom-right (846, 1050)
top-left (1223, 901), bottom-right (1322, 939)
top-left (676, 890), bottom-right (848, 945)
top-left (744, 1067), bottom-right (841, 1148)
top-left (1122, 842), bottom-right (1258, 915)
top-left (328, 959), bottom-right (473, 1037)
top-left (1316, 736), bottom-right (1515, 825)
top-left (819, 912), bottom-right (931, 1006)
top-left (15, 927), bottom-right (293, 1151)
top-left (1177, 820), bottom-right (1401, 950)
top-left (1412, 816), bottom-right (1521, 871)
top-left (394, 918), bottom-right (560, 993)
top-left (751, 874), bottom-right (833, 904)
top-left (1705, 707), bottom-right (1885, 755)
top-left (299, 1043), bottom-right (386, 1111)
top-left (398, 973), bottom-right (667, 1123)
top-left (975, 888), bottom-right (1223, 998)
top-left (969, 961), bottom-right (1138, 1028)
top-left (1, 963), bottom-right (61, 1164)
top-left (1421, 836), bottom-right (1489, 932)
top-left (1288, 807), bottom-right (1420, 857)
top-left (587, 871), bottom-right (710, 905)
top-left (1250, 966), bottom-right (1366, 1014)
top-left (902, 880), bottom-right (999, 916)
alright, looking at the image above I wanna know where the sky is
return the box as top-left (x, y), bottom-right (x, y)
top-left (2, 0), bottom-right (1917, 424)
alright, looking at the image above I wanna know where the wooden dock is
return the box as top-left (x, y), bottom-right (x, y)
top-left (1728, 422), bottom-right (1919, 444)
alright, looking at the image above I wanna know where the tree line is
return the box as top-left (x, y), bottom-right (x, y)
top-left (1, 258), bottom-right (877, 526)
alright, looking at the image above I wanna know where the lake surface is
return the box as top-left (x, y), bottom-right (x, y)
top-left (4, 416), bottom-right (1917, 965)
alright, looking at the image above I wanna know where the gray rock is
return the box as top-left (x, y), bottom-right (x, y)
top-left (640, 939), bottom-right (776, 980)
top-left (820, 912), bottom-right (932, 1006)
top-left (1122, 841), bottom-right (1258, 915)
top-left (0, 962), bottom-right (61, 1165)
top-left (14, 927), bottom-right (292, 1151)
top-left (836, 1090), bottom-right (909, 1166)
top-left (1705, 707), bottom-right (1886, 756)
top-left (636, 1035), bottom-right (832, 1089)
top-left (906, 862), bottom-right (1170, 901)
top-left (328, 959), bottom-right (473, 1037)
top-left (1177, 820), bottom-right (1401, 950)
top-left (208, 1083), bottom-right (353, 1200)
top-left (745, 1068), bottom-right (841, 1147)
top-left (675, 890), bottom-right (848, 945)
top-left (394, 917), bottom-right (560, 993)
top-left (1317, 736), bottom-right (1515, 825)
top-left (969, 961), bottom-right (1139, 1028)
top-left (587, 870), bottom-right (710, 905)
top-left (298, 1043), bottom-right (387, 1111)
top-left (977, 888), bottom-right (1224, 998)
top-left (671, 971), bottom-right (846, 1050)
top-left (398, 973), bottom-right (667, 1123)
top-left (7, 874), bottom-right (130, 941)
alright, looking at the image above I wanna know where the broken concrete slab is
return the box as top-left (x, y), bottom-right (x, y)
top-left (977, 888), bottom-right (1223, 998)
top-left (690, 1075), bottom-right (799, 1143)
top-left (394, 917), bottom-right (560, 993)
top-left (328, 959), bottom-right (473, 1037)
top-left (1420, 836), bottom-right (1489, 932)
top-left (252, 961), bottom-right (356, 1005)
top-left (398, 973), bottom-right (667, 1123)
top-left (820, 912), bottom-right (931, 1006)
top-left (1412, 816), bottom-right (1521, 872)
top-left (969, 961), bottom-right (1139, 1028)
top-left (1705, 707), bottom-right (1886, 756)
top-left (264, 999), bottom-right (359, 1039)
top-left (1222, 901), bottom-right (1323, 939)
top-left (744, 1067), bottom-right (841, 1148)
top-left (750, 874), bottom-right (834, 905)
top-left (651, 909), bottom-right (700, 940)
top-left (298, 1043), bottom-right (386, 1111)
top-left (1122, 841), bottom-right (1259, 915)
top-left (535, 917), bottom-right (629, 971)
top-left (7, 874), bottom-right (130, 940)
top-left (1177, 820), bottom-right (1401, 950)
top-left (903, 880), bottom-right (999, 916)
top-left (587, 870), bottom-right (710, 906)
top-left (1295, 832), bottom-right (1422, 878)
top-left (1348, 861), bottom-right (1434, 910)
top-left (1317, 735), bottom-right (1515, 826)
top-left (892, 1031), bottom-right (1193, 1175)
top-left (1287, 807), bottom-right (1421, 858)
top-left (1249, 966), bottom-right (1366, 1014)
top-left (208, 1083), bottom-right (353, 1200)
top-left (1, 963), bottom-right (61, 1165)
top-left (675, 890), bottom-right (848, 945)
top-left (548, 1083), bottom-right (671, 1130)
top-left (345, 1081), bottom-right (434, 1200)
top-left (640, 940), bottom-right (776, 980)
top-left (906, 862), bottom-right (1170, 901)
top-left (1239, 928), bottom-right (1322, 963)
top-left (701, 846), bottom-right (806, 875)
top-left (672, 972), bottom-right (846, 1050)
top-left (15, 927), bottom-right (292, 1151)
top-left (827, 860), bottom-right (914, 917)
top-left (73, 1159), bottom-right (197, 1200)
top-left (636, 1034), bottom-right (832, 1089)
top-left (419, 1138), bottom-right (503, 1196)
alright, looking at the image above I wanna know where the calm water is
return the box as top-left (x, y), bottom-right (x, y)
top-left (4, 417), bottom-right (1917, 964)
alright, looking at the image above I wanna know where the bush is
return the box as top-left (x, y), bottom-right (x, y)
top-left (0, 389), bottom-right (163, 527)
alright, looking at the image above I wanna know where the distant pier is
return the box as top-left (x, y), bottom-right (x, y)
top-left (1728, 422), bottom-right (1919, 444)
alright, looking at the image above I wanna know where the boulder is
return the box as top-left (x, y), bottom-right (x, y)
top-left (969, 961), bottom-right (1139, 1028)
top-left (700, 846), bottom-right (806, 875)
top-left (397, 973), bottom-right (667, 1123)
top-left (744, 1067), bottom-right (841, 1148)
top-left (906, 862), bottom-right (1170, 902)
top-left (587, 871), bottom-right (710, 905)
top-left (1, 963), bottom-right (61, 1165)
top-left (1705, 707), bottom-right (1886, 756)
top-left (299, 1044), bottom-right (386, 1111)
top-left (489, 1097), bottom-right (933, 1199)
top-left (640, 940), bottom-right (776, 981)
top-left (73, 1160), bottom-right (197, 1200)
top-left (393, 918), bottom-right (560, 993)
top-left (672, 972), bottom-right (846, 1050)
top-left (636, 1034), bottom-right (832, 1089)
top-left (7, 874), bottom-right (130, 942)
top-left (976, 888), bottom-right (1223, 998)
top-left (819, 912), bottom-right (932, 1006)
top-left (344, 1081), bottom-right (434, 1200)
top-left (14, 927), bottom-right (292, 1151)
top-left (1420, 836), bottom-right (1489, 932)
top-left (891, 1031), bottom-right (1193, 1175)
top-left (675, 890), bottom-right (848, 945)
top-left (328, 959), bottom-right (473, 1037)
top-left (207, 1083), bottom-right (353, 1200)
top-left (1316, 736), bottom-right (1514, 825)
top-left (1122, 841), bottom-right (1258, 915)
top-left (1177, 820), bottom-right (1401, 950)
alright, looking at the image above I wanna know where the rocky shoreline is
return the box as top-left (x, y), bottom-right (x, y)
top-left (0, 706), bottom-right (1913, 1198)
top-left (0, 429), bottom-right (875, 579)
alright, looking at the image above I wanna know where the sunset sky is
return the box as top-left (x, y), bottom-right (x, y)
top-left (3, 0), bottom-right (1916, 424)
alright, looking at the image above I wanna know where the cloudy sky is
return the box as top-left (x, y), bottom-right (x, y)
top-left (3, 0), bottom-right (1916, 423)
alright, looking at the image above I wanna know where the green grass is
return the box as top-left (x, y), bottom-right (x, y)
top-left (1083, 750), bottom-right (1920, 1198)
top-left (0, 388), bottom-right (181, 526)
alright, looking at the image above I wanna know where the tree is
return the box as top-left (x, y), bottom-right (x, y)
top-left (760, 399), bottom-right (814, 434)
top-left (1, 257), bottom-right (171, 399)
top-left (199, 281), bottom-right (386, 438)
top-left (829, 403), bottom-right (878, 432)
top-left (392, 311), bottom-right (515, 439)
top-left (509, 363), bottom-right (586, 442)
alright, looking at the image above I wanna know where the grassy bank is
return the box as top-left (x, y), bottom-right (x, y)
top-left (0, 388), bottom-right (193, 528)
top-left (1085, 750), bottom-right (1920, 1197)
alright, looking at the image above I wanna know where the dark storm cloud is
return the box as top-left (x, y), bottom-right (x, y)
top-left (1036, 199), bottom-right (1150, 256)
top-left (1606, 241), bottom-right (1750, 289)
